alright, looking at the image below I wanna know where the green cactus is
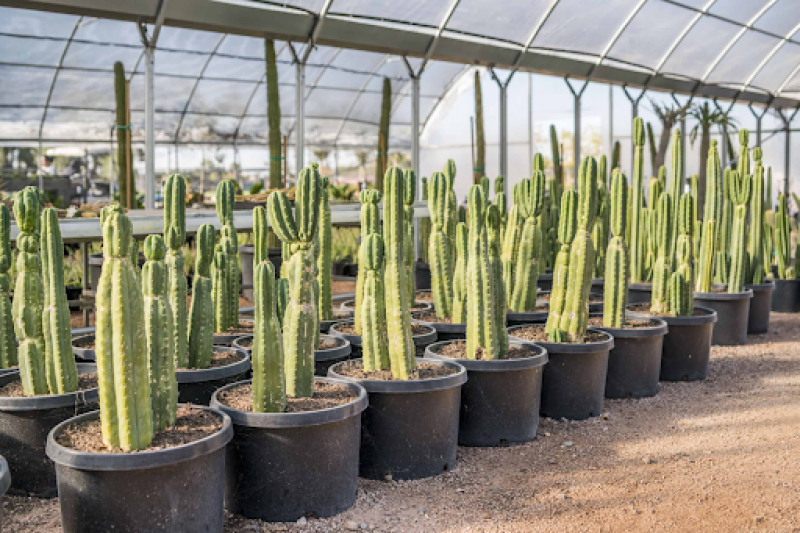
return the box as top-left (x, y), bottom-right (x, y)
top-left (267, 167), bottom-right (321, 397)
top-left (737, 130), bottom-right (750, 179)
top-left (494, 176), bottom-right (507, 237)
top-left (142, 235), bottom-right (177, 432)
top-left (545, 190), bottom-right (577, 336)
top-left (428, 172), bottom-right (454, 318)
top-left (375, 78), bottom-right (391, 192)
top-left (727, 170), bottom-right (751, 293)
top-left (474, 72), bottom-right (486, 185)
top-left (715, 168), bottom-right (733, 283)
top-left (598, 155), bottom-right (608, 191)
top-left (643, 207), bottom-right (655, 281)
top-left (591, 188), bottom-right (608, 278)
top-left (487, 204), bottom-right (508, 355)
top-left (0, 204), bottom-right (15, 369)
top-left (383, 167), bottom-right (415, 379)
top-left (603, 169), bottom-right (628, 328)
top-left (650, 193), bottom-right (674, 315)
top-left (187, 224), bottom-right (215, 369)
top-left (163, 174), bottom-right (188, 369)
top-left (252, 260), bottom-right (286, 413)
top-left (501, 184), bottom-right (523, 303)
top-left (403, 170), bottom-right (417, 306)
top-left (612, 141), bottom-right (621, 170)
top-left (41, 207), bottom-right (79, 395)
top-left (265, 39), bottom-right (283, 190)
top-left (452, 222), bottom-right (468, 324)
top-left (776, 194), bottom-right (792, 279)
top-left (214, 180), bottom-right (239, 332)
top-left (647, 122), bottom-right (657, 173)
top-left (667, 128), bottom-right (682, 259)
top-left (689, 174), bottom-right (701, 260)
top-left (550, 125), bottom-right (562, 184)
top-left (355, 190), bottom-right (382, 333)
top-left (510, 172), bottom-right (545, 312)
top-left (360, 233), bottom-right (390, 372)
top-left (443, 160), bottom-right (458, 268)
top-left (96, 208), bottom-right (152, 451)
top-left (420, 177), bottom-right (431, 264)
top-left (630, 118), bottom-right (646, 283)
top-left (746, 148), bottom-right (765, 285)
top-left (669, 271), bottom-right (692, 317)
top-left (675, 193), bottom-right (695, 301)
top-left (13, 187), bottom-right (47, 395)
top-left (696, 141), bottom-right (722, 293)
top-left (317, 177), bottom-right (332, 321)
top-left (276, 277), bottom-right (289, 326)
top-left (649, 176), bottom-right (663, 208)
top-left (253, 206), bottom-right (269, 265)
top-left (114, 62), bottom-right (135, 208)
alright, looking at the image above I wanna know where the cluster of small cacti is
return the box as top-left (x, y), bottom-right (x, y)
top-left (213, 180), bottom-right (240, 332)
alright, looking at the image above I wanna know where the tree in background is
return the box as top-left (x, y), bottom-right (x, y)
top-left (474, 70), bottom-right (486, 185)
top-left (689, 102), bottom-right (737, 214)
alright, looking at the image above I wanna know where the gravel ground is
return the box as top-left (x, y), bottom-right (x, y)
top-left (6, 312), bottom-right (800, 532)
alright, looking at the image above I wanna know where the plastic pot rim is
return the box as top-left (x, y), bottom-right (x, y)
top-left (71, 334), bottom-right (96, 361)
top-left (316, 335), bottom-right (352, 362)
top-left (45, 404), bottom-right (232, 472)
top-left (588, 317), bottom-right (668, 339)
top-left (0, 362), bottom-right (98, 411)
top-left (745, 280), bottom-right (776, 291)
top-left (424, 339), bottom-right (548, 372)
top-left (339, 299), bottom-right (433, 313)
top-left (330, 320), bottom-right (437, 347)
top-left (210, 377), bottom-right (367, 429)
top-left (175, 347), bottom-right (251, 384)
top-left (694, 288), bottom-right (753, 301)
top-left (506, 309), bottom-right (549, 322)
top-left (413, 319), bottom-right (466, 334)
top-left (328, 358), bottom-right (467, 394)
top-left (626, 304), bottom-right (718, 325)
top-left (507, 326), bottom-right (614, 353)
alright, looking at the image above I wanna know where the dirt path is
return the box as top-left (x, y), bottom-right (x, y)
top-left (6, 313), bottom-right (800, 532)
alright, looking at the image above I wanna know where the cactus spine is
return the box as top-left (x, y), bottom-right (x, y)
top-left (545, 190), bottom-right (577, 335)
top-left (428, 172), bottom-right (454, 318)
top-left (355, 190), bottom-right (381, 333)
top-left (142, 235), bottom-right (177, 431)
top-left (603, 170), bottom-right (628, 328)
top-left (252, 260), bottom-right (285, 413)
top-left (452, 222), bottom-right (468, 324)
top-left (403, 170), bottom-right (417, 306)
top-left (96, 208), bottom-right (152, 451)
top-left (267, 167), bottom-right (321, 397)
top-left (727, 169), bottom-right (751, 293)
top-left (383, 167), bottom-right (415, 379)
top-left (360, 233), bottom-right (390, 372)
top-left (163, 174), bottom-right (188, 368)
top-left (317, 177), bottom-right (332, 321)
top-left (187, 224), bottom-right (216, 369)
top-left (214, 180), bottom-right (239, 332)
top-left (0, 204), bottom-right (15, 369)
top-left (650, 193), bottom-right (674, 315)
top-left (696, 141), bottom-right (721, 293)
top-left (510, 171), bottom-right (545, 312)
top-left (13, 187), bottom-right (47, 395)
top-left (630, 118), bottom-right (646, 282)
top-left (747, 148), bottom-right (765, 284)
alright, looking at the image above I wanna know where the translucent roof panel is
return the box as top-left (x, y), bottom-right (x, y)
top-left (755, 0), bottom-right (800, 36)
top-left (707, 31), bottom-right (781, 86)
top-left (661, 16), bottom-right (742, 80)
top-left (448, 0), bottom-right (553, 44)
top-left (751, 43), bottom-right (800, 92)
top-left (330, 0), bottom-right (450, 27)
top-left (709, 0), bottom-right (774, 26)
top-left (0, 35), bottom-right (65, 67)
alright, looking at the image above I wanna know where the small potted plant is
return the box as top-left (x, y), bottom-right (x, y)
top-left (47, 208), bottom-right (232, 532)
top-left (329, 168), bottom-right (466, 480)
top-left (212, 167), bottom-right (367, 521)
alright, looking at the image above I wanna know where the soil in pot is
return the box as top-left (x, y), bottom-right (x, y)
top-left (176, 347), bottom-right (250, 405)
top-left (415, 290), bottom-right (433, 302)
top-left (328, 359), bottom-right (466, 480)
top-left (320, 310), bottom-right (355, 333)
top-left (47, 405), bottom-right (231, 533)
top-left (211, 378), bottom-right (367, 522)
top-left (426, 340), bottom-right (548, 447)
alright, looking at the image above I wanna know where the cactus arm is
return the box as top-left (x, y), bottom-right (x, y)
top-left (487, 203), bottom-right (508, 357)
top-left (669, 271), bottom-right (692, 316)
top-left (252, 261), bottom-right (286, 413)
top-left (747, 148), bottom-right (765, 284)
top-left (317, 177), bottom-right (332, 321)
top-left (675, 194), bottom-right (695, 313)
top-left (510, 172), bottom-right (545, 312)
top-left (545, 190), bottom-right (577, 335)
top-left (163, 174), bottom-right (188, 371)
top-left (603, 170), bottom-right (628, 329)
top-left (696, 141), bottom-right (721, 293)
top-left (650, 193), bottom-right (673, 314)
top-left (451, 223), bottom-right (469, 324)
top-left (727, 170), bottom-right (751, 293)
top-left (360, 234), bottom-right (390, 372)
top-left (355, 190), bottom-right (382, 333)
top-left (668, 128), bottom-right (682, 258)
top-left (428, 172), bottom-right (454, 318)
top-left (501, 203), bottom-right (522, 303)
top-left (550, 125), bottom-right (562, 184)
top-left (187, 224), bottom-right (216, 369)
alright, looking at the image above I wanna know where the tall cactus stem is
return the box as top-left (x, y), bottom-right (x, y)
top-left (164, 174), bottom-right (188, 369)
top-left (188, 224), bottom-right (216, 369)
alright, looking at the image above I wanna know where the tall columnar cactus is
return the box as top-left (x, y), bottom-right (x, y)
top-left (276, 277), bottom-right (289, 326)
top-left (360, 233), bottom-right (389, 372)
top-left (267, 167), bottom-right (321, 397)
top-left (0, 204), bottom-right (15, 369)
top-left (775, 194), bottom-right (792, 279)
top-left (715, 168), bottom-right (733, 284)
top-left (96, 208), bottom-right (152, 451)
top-left (41, 207), bottom-right (78, 395)
top-left (630, 118), bottom-right (646, 283)
top-left (553, 157), bottom-right (597, 343)
top-left (487, 204), bottom-right (508, 354)
top-left (649, 176), bottom-right (663, 208)
top-left (443, 160), bottom-right (458, 267)
top-left (474, 71), bottom-right (486, 185)
top-left (669, 271), bottom-right (692, 317)
top-left (727, 170), bottom-right (751, 293)
top-left (501, 184), bottom-right (524, 302)
top-left (420, 177), bottom-right (431, 264)
top-left (510, 172), bottom-right (545, 312)
top-left (612, 140), bottom-right (621, 170)
top-left (214, 180), bottom-right (239, 332)
top-left (403, 170), bottom-right (417, 306)
top-left (592, 188), bottom-right (608, 278)
top-left (544, 176), bottom-right (562, 269)
top-left (428, 172), bottom-right (454, 318)
top-left (252, 260), bottom-right (285, 413)
top-left (253, 206), bottom-right (269, 265)
top-left (383, 167), bottom-right (415, 379)
top-left (494, 176), bottom-right (507, 237)
top-left (675, 193), bottom-right (695, 299)
top-left (142, 235), bottom-right (177, 432)
top-left (163, 174), bottom-right (187, 370)
top-left (550, 125), bottom-right (562, 185)
top-left (696, 141), bottom-right (722, 293)
top-left (643, 207), bottom-right (655, 281)
top-left (667, 128), bottom-right (682, 258)
top-left (737, 130), bottom-right (750, 179)
top-left (13, 187), bottom-right (47, 395)
top-left (187, 224), bottom-right (215, 369)
top-left (689, 174), bottom-right (701, 260)
top-left (375, 77), bottom-right (391, 192)
top-left (650, 193), bottom-right (674, 315)
top-left (603, 170), bottom-right (628, 328)
top-left (265, 39), bottom-right (283, 190)
top-left (355, 190), bottom-right (382, 333)
top-left (452, 222), bottom-right (468, 324)
top-left (747, 148), bottom-right (765, 285)
top-left (114, 61), bottom-right (135, 209)
top-left (545, 190), bottom-right (577, 335)
top-left (647, 122), bottom-right (657, 173)
top-left (317, 177), bottom-right (332, 321)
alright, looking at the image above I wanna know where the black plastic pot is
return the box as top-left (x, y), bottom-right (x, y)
top-left (328, 359), bottom-right (466, 480)
top-left (506, 309), bottom-right (549, 327)
top-left (212, 320), bottom-right (255, 347)
top-left (415, 261), bottom-right (431, 290)
top-left (211, 378), bottom-right (367, 522)
top-left (536, 291), bottom-right (603, 313)
top-left (330, 320), bottom-right (438, 359)
top-left (627, 305), bottom-right (718, 382)
top-left (0, 367), bottom-right (15, 378)
top-left (239, 245), bottom-right (282, 301)
top-left (343, 263), bottom-right (359, 277)
top-left (0, 363), bottom-right (98, 497)
top-left (232, 334), bottom-right (352, 377)
top-left (591, 278), bottom-right (605, 296)
top-left (89, 252), bottom-right (145, 290)
top-left (320, 309), bottom-right (354, 333)
top-left (746, 280), bottom-right (775, 334)
top-left (71, 334), bottom-right (95, 362)
top-left (339, 298), bottom-right (433, 314)
top-left (415, 320), bottom-right (466, 341)
top-left (537, 272), bottom-right (553, 292)
top-left (0, 455), bottom-right (10, 526)
top-left (425, 340), bottom-right (548, 447)
top-left (508, 325), bottom-right (613, 420)
top-left (627, 282), bottom-right (652, 304)
top-left (177, 346), bottom-right (251, 405)
top-left (591, 316), bottom-right (668, 399)
top-left (693, 288), bottom-right (752, 346)
top-left (771, 278), bottom-right (800, 313)
top-left (46, 405), bottom-right (232, 533)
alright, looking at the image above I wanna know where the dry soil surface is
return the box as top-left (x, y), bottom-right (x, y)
top-left (6, 313), bottom-right (800, 532)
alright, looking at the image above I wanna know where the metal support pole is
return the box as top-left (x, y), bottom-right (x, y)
top-left (412, 76), bottom-right (420, 179)
top-left (622, 86), bottom-right (647, 172)
top-left (780, 106), bottom-right (800, 195)
top-left (608, 84), bottom-right (613, 157)
top-left (144, 44), bottom-right (155, 209)
top-left (490, 68), bottom-right (510, 194)
top-left (565, 78), bottom-right (589, 184)
top-left (529, 73), bottom-right (534, 176)
top-left (749, 104), bottom-right (771, 148)
top-left (81, 242), bottom-right (89, 326)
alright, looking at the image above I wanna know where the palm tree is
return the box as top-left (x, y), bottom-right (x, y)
top-left (689, 102), bottom-right (737, 214)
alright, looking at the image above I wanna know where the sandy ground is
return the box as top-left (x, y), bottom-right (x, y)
top-left (7, 311), bottom-right (800, 532)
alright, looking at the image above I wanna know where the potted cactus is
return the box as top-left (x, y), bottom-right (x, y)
top-left (46, 208), bottom-right (232, 533)
top-left (211, 166), bottom-right (368, 522)
top-left (508, 157), bottom-right (614, 421)
top-left (0, 204), bottom-right (15, 377)
top-left (626, 118), bottom-right (655, 304)
top-left (770, 192), bottom-right (800, 312)
top-left (425, 184), bottom-right (548, 446)
top-left (329, 167), bottom-right (466, 480)
top-left (588, 169), bottom-right (668, 399)
top-left (415, 175), bottom-right (432, 290)
top-left (744, 150), bottom-right (775, 333)
top-left (0, 194), bottom-right (98, 497)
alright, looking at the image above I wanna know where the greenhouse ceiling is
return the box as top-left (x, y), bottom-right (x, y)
top-left (1, 0), bottom-right (800, 148)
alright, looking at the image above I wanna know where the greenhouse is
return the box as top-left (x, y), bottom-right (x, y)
top-left (1, 0), bottom-right (800, 531)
